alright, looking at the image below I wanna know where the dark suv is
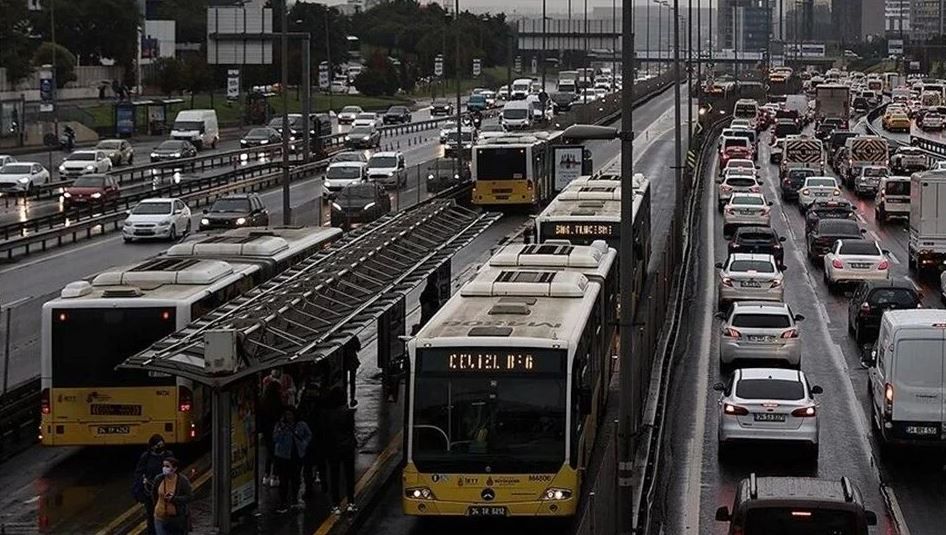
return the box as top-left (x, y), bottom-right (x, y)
top-left (716, 474), bottom-right (878, 535)
top-left (848, 281), bottom-right (921, 343)
top-left (806, 219), bottom-right (864, 261)
top-left (199, 193), bottom-right (269, 230)
top-left (383, 106), bottom-right (412, 124)
top-left (780, 167), bottom-right (817, 201)
top-left (728, 226), bottom-right (786, 268)
top-left (805, 199), bottom-right (856, 234)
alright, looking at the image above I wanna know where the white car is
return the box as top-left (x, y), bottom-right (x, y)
top-left (352, 112), bottom-right (382, 129)
top-left (722, 158), bottom-right (755, 175)
top-left (875, 175), bottom-right (911, 221)
top-left (579, 88), bottom-right (598, 102)
top-left (936, 161), bottom-right (946, 171)
top-left (716, 253), bottom-right (784, 309)
top-left (731, 118), bottom-right (752, 130)
top-left (715, 368), bottom-right (821, 460)
top-left (59, 150), bottom-right (112, 178)
top-left (367, 151), bottom-right (406, 188)
top-left (0, 162), bottom-right (50, 193)
top-left (717, 174), bottom-right (762, 211)
top-left (439, 121), bottom-right (459, 143)
top-left (122, 198), bottom-right (192, 242)
top-left (823, 239), bottom-right (890, 289)
top-left (594, 87), bottom-right (608, 100)
top-left (324, 161), bottom-right (367, 196)
top-left (723, 193), bottom-right (772, 235)
top-left (797, 176), bottom-right (841, 210)
top-left (337, 106), bottom-right (363, 125)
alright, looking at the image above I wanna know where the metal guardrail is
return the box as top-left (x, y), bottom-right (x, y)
top-left (0, 378), bottom-right (40, 461)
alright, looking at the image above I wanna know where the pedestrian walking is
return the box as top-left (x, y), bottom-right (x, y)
top-left (151, 457), bottom-right (193, 535)
top-left (259, 379), bottom-right (285, 487)
top-left (324, 388), bottom-right (358, 515)
top-left (272, 408), bottom-right (312, 513)
top-left (297, 376), bottom-right (330, 500)
top-left (133, 434), bottom-right (174, 535)
top-left (342, 338), bottom-right (361, 407)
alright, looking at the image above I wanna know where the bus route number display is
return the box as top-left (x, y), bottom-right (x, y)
top-left (550, 223), bottom-right (616, 239)
top-left (419, 349), bottom-right (563, 374)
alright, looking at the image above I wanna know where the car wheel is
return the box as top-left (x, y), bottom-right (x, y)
top-left (807, 443), bottom-right (820, 464)
top-left (184, 219), bottom-right (192, 236)
top-left (129, 155), bottom-right (134, 166)
top-left (169, 225), bottom-right (177, 241)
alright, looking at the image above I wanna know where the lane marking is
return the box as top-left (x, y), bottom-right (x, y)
top-left (889, 252), bottom-right (901, 265)
top-left (903, 275), bottom-right (921, 292)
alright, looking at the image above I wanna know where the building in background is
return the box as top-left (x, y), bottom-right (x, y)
top-left (718, 0), bottom-right (772, 55)
top-left (910, 0), bottom-right (945, 40)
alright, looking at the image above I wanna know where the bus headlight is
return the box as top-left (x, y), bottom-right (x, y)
top-left (405, 487), bottom-right (436, 500)
top-left (541, 488), bottom-right (573, 501)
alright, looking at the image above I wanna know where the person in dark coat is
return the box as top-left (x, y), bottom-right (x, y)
top-left (324, 388), bottom-right (357, 515)
top-left (272, 408), bottom-right (312, 512)
top-left (133, 434), bottom-right (174, 535)
top-left (151, 457), bottom-right (193, 535)
top-left (297, 376), bottom-right (330, 500)
top-left (259, 379), bottom-right (285, 487)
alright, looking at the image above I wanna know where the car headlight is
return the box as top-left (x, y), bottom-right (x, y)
top-left (59, 165), bottom-right (66, 172)
top-left (18, 177), bottom-right (30, 184)
top-left (91, 192), bottom-right (102, 199)
top-left (363, 202), bottom-right (376, 210)
top-left (85, 165), bottom-right (95, 171)
top-left (200, 218), bottom-right (210, 226)
top-left (123, 219), bottom-right (132, 227)
top-left (345, 136), bottom-right (350, 141)
top-left (63, 192), bottom-right (72, 198)
top-left (236, 217), bottom-right (247, 225)
top-left (332, 202), bottom-right (343, 210)
top-left (259, 139), bottom-right (269, 144)
top-left (172, 152), bottom-right (182, 158)
top-left (158, 218), bottom-right (172, 226)
top-left (289, 136), bottom-right (295, 141)
top-left (150, 153), bottom-right (159, 158)
top-left (240, 140), bottom-right (248, 145)
top-left (325, 179), bottom-right (333, 187)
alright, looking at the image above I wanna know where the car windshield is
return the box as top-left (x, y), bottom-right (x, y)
top-left (481, 124), bottom-right (504, 132)
top-left (350, 127), bottom-right (373, 135)
top-left (368, 156), bottom-right (397, 168)
top-left (446, 131), bottom-right (473, 142)
top-left (1, 164), bottom-right (33, 174)
top-left (739, 231), bottom-right (775, 242)
top-left (327, 166), bottom-right (363, 179)
top-left (340, 185), bottom-right (376, 199)
top-left (788, 169), bottom-right (816, 180)
top-left (210, 198), bottom-right (251, 212)
top-left (157, 141), bottom-right (185, 150)
top-left (736, 379), bottom-right (804, 400)
top-left (839, 241), bottom-right (880, 255)
top-left (97, 141), bottom-right (121, 149)
top-left (869, 288), bottom-right (918, 306)
top-left (332, 152), bottom-right (365, 163)
top-left (724, 138), bottom-right (749, 149)
top-left (387, 107), bottom-right (407, 114)
top-left (731, 313), bottom-right (792, 328)
top-left (67, 152), bottom-right (96, 161)
top-left (807, 178), bottom-right (836, 188)
top-left (72, 177), bottom-right (105, 187)
top-left (341, 106), bottom-right (361, 113)
top-left (732, 196), bottom-right (764, 206)
top-left (726, 177), bottom-right (757, 187)
top-left (504, 108), bottom-right (528, 119)
top-left (730, 260), bottom-right (775, 273)
top-left (863, 168), bottom-right (887, 177)
top-left (743, 507), bottom-right (858, 534)
top-left (132, 201), bottom-right (173, 215)
top-left (173, 121), bottom-right (204, 131)
top-left (246, 128), bottom-right (271, 137)
top-left (885, 181), bottom-right (910, 195)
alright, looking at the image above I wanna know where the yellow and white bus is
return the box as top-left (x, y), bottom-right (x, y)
top-left (403, 268), bottom-right (606, 518)
top-left (40, 226), bottom-right (340, 446)
top-left (471, 131), bottom-right (562, 208)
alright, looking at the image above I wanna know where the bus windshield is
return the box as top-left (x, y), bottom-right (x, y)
top-left (411, 348), bottom-right (567, 473)
top-left (51, 307), bottom-right (177, 388)
top-left (476, 147), bottom-right (527, 180)
top-left (744, 507), bottom-right (859, 534)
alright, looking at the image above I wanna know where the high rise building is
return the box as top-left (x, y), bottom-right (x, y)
top-left (718, 0), bottom-right (772, 54)
top-left (910, 0), bottom-right (945, 40)
top-left (885, 0), bottom-right (912, 36)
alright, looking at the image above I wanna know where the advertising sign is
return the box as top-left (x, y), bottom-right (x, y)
top-left (319, 62), bottom-right (330, 89)
top-left (473, 58), bottom-right (481, 77)
top-left (227, 69), bottom-right (240, 100)
top-left (531, 57), bottom-right (538, 75)
top-left (514, 56), bottom-right (522, 73)
top-left (39, 67), bottom-right (54, 113)
top-left (115, 102), bottom-right (135, 136)
top-left (230, 379), bottom-right (257, 513)
top-left (889, 39), bottom-right (904, 56)
top-left (434, 55), bottom-right (444, 77)
top-left (553, 146), bottom-right (584, 191)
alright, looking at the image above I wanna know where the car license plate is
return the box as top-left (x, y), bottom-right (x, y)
top-left (906, 425), bottom-right (939, 435)
top-left (748, 335), bottom-right (773, 342)
top-left (815, 192), bottom-right (829, 197)
top-left (134, 230), bottom-right (155, 236)
top-left (739, 210), bottom-right (755, 215)
top-left (96, 425), bottom-right (130, 435)
top-left (753, 413), bottom-right (786, 422)
top-left (468, 506), bottom-right (508, 517)
top-left (741, 281), bottom-right (762, 288)
top-left (851, 262), bottom-right (871, 269)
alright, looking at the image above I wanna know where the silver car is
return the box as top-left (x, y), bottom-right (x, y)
top-left (716, 253), bottom-right (785, 309)
top-left (715, 368), bottom-right (822, 460)
top-left (717, 174), bottom-right (761, 211)
top-left (797, 176), bottom-right (841, 210)
top-left (723, 193), bottom-right (772, 236)
top-left (718, 301), bottom-right (804, 369)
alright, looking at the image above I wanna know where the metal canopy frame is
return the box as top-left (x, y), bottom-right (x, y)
top-left (120, 200), bottom-right (500, 387)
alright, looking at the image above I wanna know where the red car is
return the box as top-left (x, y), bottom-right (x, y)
top-left (719, 137), bottom-right (755, 169)
top-left (62, 174), bottom-right (120, 208)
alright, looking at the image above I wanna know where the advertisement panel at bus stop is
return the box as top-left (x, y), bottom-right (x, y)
top-left (230, 379), bottom-right (257, 513)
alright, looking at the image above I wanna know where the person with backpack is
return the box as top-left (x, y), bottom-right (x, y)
top-left (272, 408), bottom-right (312, 513)
top-left (133, 434), bottom-right (174, 535)
top-left (151, 457), bottom-right (193, 535)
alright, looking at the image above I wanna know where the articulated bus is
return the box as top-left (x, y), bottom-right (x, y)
top-left (403, 268), bottom-right (607, 518)
top-left (471, 131), bottom-right (563, 208)
top-left (40, 226), bottom-right (340, 446)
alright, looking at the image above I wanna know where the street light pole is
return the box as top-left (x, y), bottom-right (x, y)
top-left (280, 0), bottom-right (291, 226)
top-left (455, 0), bottom-right (463, 183)
top-left (612, 0), bottom-right (617, 92)
top-left (656, 2), bottom-right (662, 75)
top-left (646, 0), bottom-right (652, 75)
top-left (542, 0), bottom-right (547, 94)
top-left (688, 0), bottom-right (693, 147)
top-left (673, 0), bottom-right (683, 256)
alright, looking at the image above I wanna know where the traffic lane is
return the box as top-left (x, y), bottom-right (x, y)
top-left (697, 148), bottom-right (893, 533)
top-left (760, 139), bottom-right (946, 533)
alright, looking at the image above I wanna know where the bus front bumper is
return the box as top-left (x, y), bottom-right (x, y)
top-left (41, 419), bottom-right (187, 446)
top-left (403, 497), bottom-right (577, 517)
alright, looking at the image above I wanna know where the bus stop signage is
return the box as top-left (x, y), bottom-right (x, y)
top-left (473, 58), bottom-right (481, 77)
top-left (553, 145), bottom-right (584, 191)
top-left (434, 55), bottom-right (444, 77)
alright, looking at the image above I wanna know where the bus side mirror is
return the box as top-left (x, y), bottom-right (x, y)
top-left (715, 506), bottom-right (731, 522)
top-left (865, 511), bottom-right (877, 526)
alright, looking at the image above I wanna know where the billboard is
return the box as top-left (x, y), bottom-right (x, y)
top-left (230, 379), bottom-right (257, 513)
top-left (553, 146), bottom-right (584, 191)
top-left (140, 20), bottom-right (176, 65)
top-left (207, 6), bottom-right (273, 65)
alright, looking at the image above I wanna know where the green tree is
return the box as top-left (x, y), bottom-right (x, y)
top-left (0, 0), bottom-right (34, 82)
top-left (355, 53), bottom-right (400, 96)
top-left (32, 42), bottom-right (77, 88)
top-left (148, 57), bottom-right (185, 95)
top-left (154, 0), bottom-right (209, 45)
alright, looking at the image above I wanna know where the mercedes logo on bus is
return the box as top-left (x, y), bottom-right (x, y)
top-left (481, 488), bottom-right (496, 501)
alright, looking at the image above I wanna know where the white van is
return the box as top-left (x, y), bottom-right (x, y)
top-left (874, 175), bottom-right (910, 221)
top-left (511, 78), bottom-right (532, 100)
top-left (525, 94), bottom-right (547, 123)
top-left (868, 309), bottom-right (946, 450)
top-left (170, 109), bottom-right (219, 150)
top-left (501, 100), bottom-right (532, 130)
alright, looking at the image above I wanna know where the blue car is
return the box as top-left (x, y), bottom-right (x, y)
top-left (467, 94), bottom-right (488, 112)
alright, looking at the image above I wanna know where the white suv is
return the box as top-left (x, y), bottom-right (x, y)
top-left (367, 151), bottom-right (406, 189)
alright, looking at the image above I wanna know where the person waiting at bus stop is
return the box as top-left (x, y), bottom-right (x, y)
top-left (272, 407), bottom-right (312, 513)
top-left (151, 457), bottom-right (193, 535)
top-left (132, 434), bottom-right (174, 535)
top-left (297, 372), bottom-right (331, 501)
top-left (324, 387), bottom-right (358, 515)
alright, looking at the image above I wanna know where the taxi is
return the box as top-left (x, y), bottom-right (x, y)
top-left (882, 110), bottom-right (911, 133)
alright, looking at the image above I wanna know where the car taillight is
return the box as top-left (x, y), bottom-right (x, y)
top-left (833, 189), bottom-right (841, 195)
top-left (802, 188), bottom-right (810, 195)
top-left (526, 179), bottom-right (534, 190)
top-left (721, 184), bottom-right (733, 192)
top-left (770, 279), bottom-right (781, 288)
top-left (884, 383), bottom-right (894, 417)
top-left (41, 388), bottom-right (50, 415)
top-left (723, 327), bottom-right (742, 338)
top-left (832, 259), bottom-right (843, 269)
top-left (723, 403), bottom-right (749, 416)
top-left (780, 328), bottom-right (798, 338)
top-left (722, 277), bottom-right (733, 287)
top-left (178, 385), bottom-right (192, 413)
top-left (791, 406), bottom-right (817, 417)
top-left (750, 185), bottom-right (761, 192)
top-left (725, 207), bottom-right (734, 214)
top-left (877, 260), bottom-right (889, 270)
top-left (860, 301), bottom-right (872, 313)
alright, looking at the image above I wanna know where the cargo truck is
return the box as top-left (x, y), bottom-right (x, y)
top-left (815, 84), bottom-right (851, 130)
top-left (909, 170), bottom-right (946, 272)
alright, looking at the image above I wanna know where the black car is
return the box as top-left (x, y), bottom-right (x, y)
top-left (383, 105), bottom-right (412, 124)
top-left (806, 219), bottom-right (864, 261)
top-left (430, 100), bottom-right (454, 117)
top-left (827, 130), bottom-right (858, 161)
top-left (728, 226), bottom-right (786, 267)
top-left (780, 167), bottom-right (817, 201)
top-left (150, 140), bottom-right (197, 162)
top-left (240, 127), bottom-right (281, 148)
top-left (345, 126), bottom-right (381, 149)
top-left (199, 193), bottom-right (269, 230)
top-left (805, 199), bottom-right (856, 234)
top-left (848, 281), bottom-right (921, 343)
top-left (330, 182), bottom-right (391, 228)
top-left (815, 118), bottom-right (844, 140)
top-left (424, 157), bottom-right (471, 193)
top-left (443, 129), bottom-right (475, 157)
top-left (549, 92), bottom-right (577, 113)
top-left (851, 96), bottom-right (870, 113)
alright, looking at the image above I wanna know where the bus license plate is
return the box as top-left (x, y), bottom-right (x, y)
top-left (96, 425), bottom-right (130, 435)
top-left (468, 506), bottom-right (508, 517)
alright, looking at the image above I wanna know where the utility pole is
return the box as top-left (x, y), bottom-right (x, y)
top-left (280, 0), bottom-right (291, 225)
top-left (657, 2), bottom-right (662, 75)
top-left (688, 0), bottom-right (693, 146)
top-left (612, 0), bottom-right (617, 92)
top-left (50, 0), bottom-right (59, 138)
top-left (646, 0), bottom-right (652, 76)
top-left (697, 0), bottom-right (701, 90)
top-left (673, 0), bottom-right (683, 256)
top-left (584, 0), bottom-right (589, 53)
top-left (454, 0), bottom-right (463, 183)
top-left (542, 0), bottom-right (547, 94)
top-left (325, 14), bottom-right (333, 111)
top-left (617, 0), bottom-right (637, 530)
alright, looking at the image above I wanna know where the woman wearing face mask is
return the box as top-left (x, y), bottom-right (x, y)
top-left (133, 434), bottom-right (174, 535)
top-left (151, 457), bottom-right (193, 535)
